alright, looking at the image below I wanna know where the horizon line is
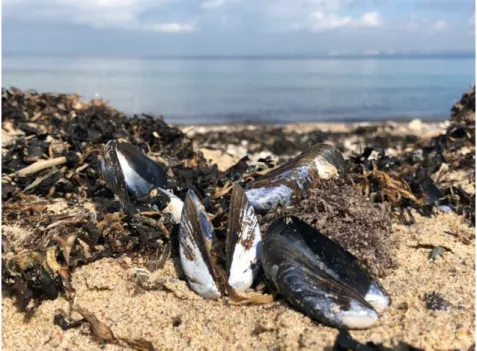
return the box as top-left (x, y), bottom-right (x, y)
top-left (3, 51), bottom-right (475, 60)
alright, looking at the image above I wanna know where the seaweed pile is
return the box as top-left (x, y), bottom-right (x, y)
top-left (190, 123), bottom-right (422, 160)
top-left (1, 88), bottom-right (220, 201)
top-left (193, 87), bottom-right (476, 227)
top-left (1, 88), bottom-right (221, 316)
top-left (262, 178), bottom-right (395, 277)
top-left (349, 86), bottom-right (475, 226)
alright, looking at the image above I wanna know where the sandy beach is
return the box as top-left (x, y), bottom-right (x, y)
top-left (2, 88), bottom-right (475, 351)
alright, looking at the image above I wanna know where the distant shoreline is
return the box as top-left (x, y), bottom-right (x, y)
top-left (1, 86), bottom-right (454, 126)
top-left (149, 114), bottom-right (451, 127)
top-left (3, 52), bottom-right (475, 60)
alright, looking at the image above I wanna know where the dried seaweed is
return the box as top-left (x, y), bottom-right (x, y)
top-left (348, 86), bottom-right (475, 225)
top-left (1, 87), bottom-right (222, 312)
top-left (2, 88), bottom-right (217, 203)
top-left (262, 178), bottom-right (395, 277)
top-left (75, 306), bottom-right (155, 350)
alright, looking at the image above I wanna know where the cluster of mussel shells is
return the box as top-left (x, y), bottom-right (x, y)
top-left (101, 138), bottom-right (391, 330)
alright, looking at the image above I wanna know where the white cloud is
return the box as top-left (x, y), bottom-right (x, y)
top-left (201, 0), bottom-right (227, 8)
top-left (267, 0), bottom-right (340, 19)
top-left (145, 22), bottom-right (196, 32)
top-left (267, 0), bottom-right (385, 20)
top-left (433, 20), bottom-right (447, 30)
top-left (406, 15), bottom-right (450, 33)
top-left (305, 0), bottom-right (342, 12)
top-left (3, 0), bottom-right (196, 32)
top-left (297, 11), bottom-right (382, 31)
top-left (361, 11), bottom-right (381, 26)
top-left (201, 0), bottom-right (242, 9)
top-left (469, 14), bottom-right (475, 26)
top-left (2, 0), bottom-right (473, 54)
top-left (308, 12), bottom-right (352, 30)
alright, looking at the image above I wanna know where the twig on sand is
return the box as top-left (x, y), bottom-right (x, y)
top-left (15, 157), bottom-right (67, 177)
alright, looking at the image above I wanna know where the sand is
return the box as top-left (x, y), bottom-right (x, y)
top-left (2, 122), bottom-right (475, 351)
top-left (3, 210), bottom-right (474, 350)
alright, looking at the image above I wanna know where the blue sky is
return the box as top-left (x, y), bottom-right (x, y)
top-left (3, 0), bottom-right (476, 56)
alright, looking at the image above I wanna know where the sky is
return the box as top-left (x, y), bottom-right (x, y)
top-left (2, 0), bottom-right (476, 56)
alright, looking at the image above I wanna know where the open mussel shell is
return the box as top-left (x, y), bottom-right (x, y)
top-left (179, 184), bottom-right (263, 300)
top-left (103, 139), bottom-right (167, 198)
top-left (101, 139), bottom-right (183, 222)
top-left (261, 216), bottom-right (391, 329)
top-left (179, 190), bottom-right (221, 299)
top-left (245, 143), bottom-right (346, 212)
top-left (226, 183), bottom-right (262, 294)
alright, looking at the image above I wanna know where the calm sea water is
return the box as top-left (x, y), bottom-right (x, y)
top-left (2, 56), bottom-right (475, 124)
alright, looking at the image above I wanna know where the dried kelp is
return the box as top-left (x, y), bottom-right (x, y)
top-left (2, 200), bottom-right (173, 311)
top-left (262, 178), bottom-right (395, 277)
top-left (348, 87), bottom-right (475, 225)
top-left (1, 87), bottom-right (223, 311)
top-left (191, 87), bottom-right (475, 227)
top-left (75, 306), bottom-right (155, 351)
top-left (2, 88), bottom-right (219, 203)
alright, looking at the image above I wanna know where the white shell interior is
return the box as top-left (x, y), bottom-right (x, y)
top-left (364, 280), bottom-right (391, 314)
top-left (228, 200), bottom-right (262, 294)
top-left (116, 149), bottom-right (153, 196)
top-left (179, 201), bottom-right (221, 300)
top-left (338, 299), bottom-right (379, 329)
top-left (313, 156), bottom-right (340, 179)
top-left (158, 188), bottom-right (184, 224)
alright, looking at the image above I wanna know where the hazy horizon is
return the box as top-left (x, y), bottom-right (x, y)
top-left (2, 51), bottom-right (475, 59)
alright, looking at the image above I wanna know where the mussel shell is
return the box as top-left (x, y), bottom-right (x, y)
top-left (261, 216), bottom-right (390, 329)
top-left (179, 190), bottom-right (221, 299)
top-left (101, 139), bottom-right (184, 221)
top-left (102, 139), bottom-right (167, 200)
top-left (249, 144), bottom-right (346, 188)
top-left (245, 144), bottom-right (346, 211)
top-left (419, 177), bottom-right (446, 205)
top-left (101, 141), bottom-right (129, 205)
top-left (225, 183), bottom-right (262, 294)
top-left (245, 185), bottom-right (296, 212)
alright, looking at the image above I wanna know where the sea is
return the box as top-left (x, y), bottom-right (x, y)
top-left (2, 55), bottom-right (475, 125)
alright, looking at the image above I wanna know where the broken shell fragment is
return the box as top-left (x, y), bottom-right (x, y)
top-left (226, 183), bottom-right (262, 294)
top-left (147, 188), bottom-right (184, 224)
top-left (179, 184), bottom-right (263, 300)
top-left (261, 216), bottom-right (390, 329)
top-left (245, 144), bottom-right (346, 212)
top-left (101, 139), bottom-right (183, 223)
top-left (179, 190), bottom-right (221, 299)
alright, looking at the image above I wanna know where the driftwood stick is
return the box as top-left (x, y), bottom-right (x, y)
top-left (16, 157), bottom-right (67, 177)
